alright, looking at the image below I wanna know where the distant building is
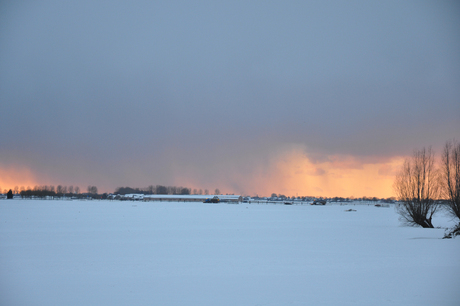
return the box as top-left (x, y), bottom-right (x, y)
top-left (123, 194), bottom-right (145, 201)
top-left (142, 194), bottom-right (242, 203)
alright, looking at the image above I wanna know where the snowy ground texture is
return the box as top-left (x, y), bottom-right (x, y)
top-left (1, 200), bottom-right (459, 306)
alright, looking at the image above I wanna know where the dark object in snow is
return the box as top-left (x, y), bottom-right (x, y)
top-left (204, 196), bottom-right (220, 203)
top-left (344, 209), bottom-right (356, 212)
top-left (311, 200), bottom-right (326, 205)
top-left (284, 202), bottom-right (293, 205)
top-left (443, 223), bottom-right (460, 239)
top-left (7, 189), bottom-right (13, 199)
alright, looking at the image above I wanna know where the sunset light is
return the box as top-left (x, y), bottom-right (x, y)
top-left (223, 145), bottom-right (405, 198)
top-left (0, 165), bottom-right (39, 193)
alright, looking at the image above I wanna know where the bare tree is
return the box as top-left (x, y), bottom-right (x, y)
top-left (74, 186), bottom-right (80, 194)
top-left (68, 185), bottom-right (74, 194)
top-left (441, 140), bottom-right (460, 220)
top-left (394, 147), bottom-right (440, 228)
top-left (156, 185), bottom-right (168, 194)
top-left (214, 188), bottom-right (220, 195)
top-left (441, 140), bottom-right (460, 238)
top-left (86, 185), bottom-right (98, 195)
top-left (168, 186), bottom-right (177, 195)
top-left (147, 185), bottom-right (154, 194)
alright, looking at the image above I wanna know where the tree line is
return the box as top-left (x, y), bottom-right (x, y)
top-left (114, 185), bottom-right (221, 196)
top-left (394, 140), bottom-right (460, 237)
top-left (267, 193), bottom-right (396, 202)
top-left (2, 184), bottom-right (222, 198)
top-left (11, 185), bottom-right (101, 199)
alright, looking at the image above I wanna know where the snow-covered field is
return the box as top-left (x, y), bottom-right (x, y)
top-left (1, 200), bottom-right (459, 306)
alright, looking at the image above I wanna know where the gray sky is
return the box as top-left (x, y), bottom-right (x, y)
top-left (1, 1), bottom-right (459, 196)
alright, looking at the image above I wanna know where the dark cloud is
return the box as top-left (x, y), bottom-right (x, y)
top-left (1, 1), bottom-right (459, 193)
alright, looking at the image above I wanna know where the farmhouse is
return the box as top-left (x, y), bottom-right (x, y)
top-left (142, 194), bottom-right (243, 203)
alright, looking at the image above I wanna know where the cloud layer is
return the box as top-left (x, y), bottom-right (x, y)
top-left (1, 1), bottom-right (459, 196)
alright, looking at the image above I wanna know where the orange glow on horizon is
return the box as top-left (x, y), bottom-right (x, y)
top-left (226, 146), bottom-right (406, 198)
top-left (0, 165), bottom-right (40, 193)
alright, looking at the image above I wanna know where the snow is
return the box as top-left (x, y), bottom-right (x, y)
top-left (1, 200), bottom-right (459, 306)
